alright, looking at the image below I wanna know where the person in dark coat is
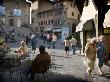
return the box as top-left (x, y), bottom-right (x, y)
top-left (26, 45), bottom-right (51, 80)
top-left (31, 35), bottom-right (37, 54)
top-left (97, 35), bottom-right (106, 75)
top-left (25, 35), bottom-right (30, 46)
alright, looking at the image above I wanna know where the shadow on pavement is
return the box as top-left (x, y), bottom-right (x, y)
top-left (0, 71), bottom-right (90, 82)
top-left (101, 73), bottom-right (110, 79)
top-left (27, 72), bottom-right (90, 82)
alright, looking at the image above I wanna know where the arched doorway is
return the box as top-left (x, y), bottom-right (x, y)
top-left (72, 23), bottom-right (76, 33)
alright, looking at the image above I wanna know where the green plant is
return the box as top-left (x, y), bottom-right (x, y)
top-left (68, 33), bottom-right (80, 41)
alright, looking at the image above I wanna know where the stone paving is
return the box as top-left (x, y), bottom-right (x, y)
top-left (0, 38), bottom-right (110, 82)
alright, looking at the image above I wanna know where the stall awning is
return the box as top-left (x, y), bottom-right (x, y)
top-left (83, 19), bottom-right (95, 31)
top-left (45, 28), bottom-right (52, 31)
top-left (75, 21), bottom-right (86, 32)
top-left (53, 28), bottom-right (61, 32)
top-left (76, 19), bottom-right (95, 32)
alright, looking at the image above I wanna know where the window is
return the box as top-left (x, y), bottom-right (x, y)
top-left (72, 12), bottom-right (74, 16)
top-left (50, 11), bottom-right (52, 16)
top-left (43, 13), bottom-right (45, 17)
top-left (32, 18), bottom-right (34, 23)
top-left (51, 20), bottom-right (53, 24)
top-left (44, 21), bottom-right (45, 25)
top-left (56, 4), bottom-right (59, 8)
top-left (39, 14), bottom-right (41, 18)
top-left (46, 21), bottom-right (47, 25)
top-left (55, 20), bottom-right (57, 25)
top-left (39, 22), bottom-right (40, 26)
top-left (71, 4), bottom-right (72, 7)
top-left (58, 19), bottom-right (60, 25)
top-left (73, 4), bottom-right (75, 7)
top-left (47, 12), bottom-right (49, 17)
top-left (41, 21), bottom-right (43, 25)
top-left (49, 20), bottom-right (51, 25)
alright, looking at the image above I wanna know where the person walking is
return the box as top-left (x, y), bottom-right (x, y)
top-left (64, 37), bottom-right (70, 55)
top-left (31, 35), bottom-right (37, 54)
top-left (52, 33), bottom-right (57, 49)
top-left (47, 34), bottom-right (52, 49)
top-left (43, 33), bottom-right (47, 44)
top-left (97, 35), bottom-right (106, 75)
top-left (70, 36), bottom-right (77, 54)
top-left (84, 37), bottom-right (97, 75)
top-left (25, 35), bottom-right (30, 46)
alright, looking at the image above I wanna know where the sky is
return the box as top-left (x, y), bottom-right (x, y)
top-left (80, 0), bottom-right (97, 22)
top-left (103, 9), bottom-right (110, 28)
top-left (76, 0), bottom-right (98, 32)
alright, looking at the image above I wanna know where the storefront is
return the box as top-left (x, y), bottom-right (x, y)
top-left (45, 27), bottom-right (52, 34)
top-left (53, 28), bottom-right (61, 39)
top-left (104, 28), bottom-right (110, 59)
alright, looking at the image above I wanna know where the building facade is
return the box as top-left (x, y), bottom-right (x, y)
top-left (53, 0), bottom-right (80, 38)
top-left (36, 0), bottom-right (54, 34)
top-left (0, 0), bottom-right (30, 28)
top-left (34, 0), bottom-right (80, 39)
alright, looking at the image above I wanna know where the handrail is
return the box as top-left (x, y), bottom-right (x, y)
top-left (0, 22), bottom-right (8, 34)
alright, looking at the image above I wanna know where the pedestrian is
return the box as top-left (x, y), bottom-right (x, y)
top-left (84, 37), bottom-right (97, 75)
top-left (15, 41), bottom-right (28, 57)
top-left (64, 37), bottom-right (70, 55)
top-left (47, 34), bottom-right (52, 49)
top-left (70, 36), bottom-right (77, 54)
top-left (26, 45), bottom-right (51, 80)
top-left (43, 33), bottom-right (47, 44)
top-left (25, 35), bottom-right (30, 46)
top-left (47, 33), bottom-right (50, 44)
top-left (52, 33), bottom-right (57, 49)
top-left (31, 35), bottom-right (37, 54)
top-left (96, 35), bottom-right (107, 75)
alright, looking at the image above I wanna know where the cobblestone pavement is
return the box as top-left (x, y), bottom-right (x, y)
top-left (0, 38), bottom-right (110, 82)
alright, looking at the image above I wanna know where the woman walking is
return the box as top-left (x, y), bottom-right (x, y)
top-left (84, 37), bottom-right (97, 75)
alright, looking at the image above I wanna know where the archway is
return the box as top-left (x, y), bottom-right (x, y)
top-left (72, 23), bottom-right (76, 33)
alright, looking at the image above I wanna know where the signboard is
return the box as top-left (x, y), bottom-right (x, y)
top-left (61, 27), bottom-right (69, 43)
top-left (14, 9), bottom-right (21, 16)
top-left (104, 28), bottom-right (110, 34)
top-left (0, 6), bottom-right (5, 15)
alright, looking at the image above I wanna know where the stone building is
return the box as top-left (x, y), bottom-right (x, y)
top-left (53, 0), bottom-right (80, 33)
top-left (32, 0), bottom-right (80, 39)
top-left (37, 0), bottom-right (54, 34)
top-left (0, 0), bottom-right (31, 28)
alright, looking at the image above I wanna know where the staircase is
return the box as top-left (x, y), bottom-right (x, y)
top-left (0, 23), bottom-right (8, 35)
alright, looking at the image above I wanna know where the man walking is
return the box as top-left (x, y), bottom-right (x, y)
top-left (70, 36), bottom-right (77, 54)
top-left (52, 33), bottom-right (57, 49)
